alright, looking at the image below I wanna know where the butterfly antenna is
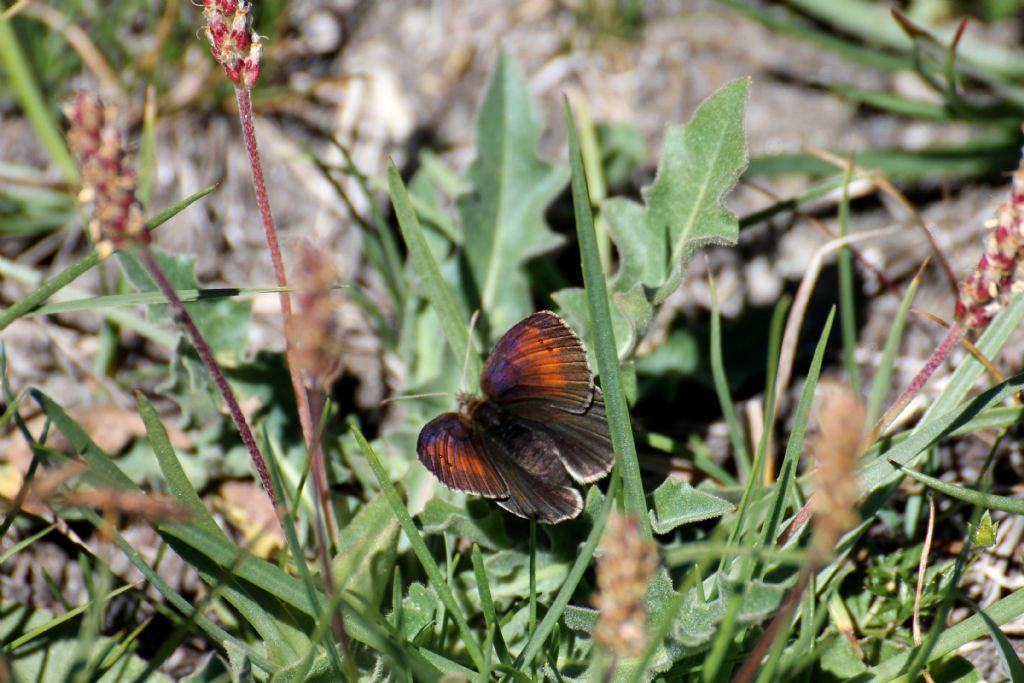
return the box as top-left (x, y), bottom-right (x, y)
top-left (459, 310), bottom-right (481, 393)
top-left (379, 392), bottom-right (452, 406)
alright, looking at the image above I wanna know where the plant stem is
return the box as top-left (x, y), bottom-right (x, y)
top-left (234, 88), bottom-right (324, 511)
top-left (138, 246), bottom-right (280, 515)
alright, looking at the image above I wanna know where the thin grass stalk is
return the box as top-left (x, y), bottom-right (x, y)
top-left (866, 263), bottom-right (924, 427)
top-left (774, 227), bottom-right (896, 415)
top-left (233, 88), bottom-right (322, 514)
top-left (471, 546), bottom-right (511, 667)
top-left (758, 309), bottom-right (836, 559)
top-left (350, 421), bottom-right (487, 672)
top-left (836, 156), bottom-right (860, 394)
top-left (262, 431), bottom-right (351, 680)
top-left (529, 520), bottom-right (537, 638)
top-left (513, 481), bottom-right (619, 672)
top-left (709, 269), bottom-right (751, 481)
top-left (137, 247), bottom-right (281, 516)
top-left (913, 495), bottom-right (936, 648)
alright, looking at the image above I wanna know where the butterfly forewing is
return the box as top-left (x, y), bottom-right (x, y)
top-left (416, 413), bottom-right (508, 498)
top-left (480, 311), bottom-right (594, 414)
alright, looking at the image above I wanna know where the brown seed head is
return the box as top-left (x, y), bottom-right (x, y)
top-left (592, 513), bottom-right (659, 658)
top-left (64, 92), bottom-right (147, 255)
top-left (26, 461), bottom-right (191, 523)
top-left (810, 381), bottom-right (865, 553)
top-left (202, 0), bottom-right (262, 89)
top-left (62, 489), bottom-right (192, 523)
top-left (290, 241), bottom-right (344, 391)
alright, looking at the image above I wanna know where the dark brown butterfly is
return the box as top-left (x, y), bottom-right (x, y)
top-left (416, 311), bottom-right (615, 523)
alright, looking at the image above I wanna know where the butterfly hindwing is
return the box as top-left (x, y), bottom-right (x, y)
top-left (480, 311), bottom-right (594, 414)
top-left (473, 402), bottom-right (584, 523)
top-left (516, 390), bottom-right (615, 484)
top-left (416, 412), bottom-right (508, 499)
top-left (494, 468), bottom-right (584, 524)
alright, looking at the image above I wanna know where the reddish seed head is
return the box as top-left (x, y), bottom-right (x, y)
top-left (64, 92), bottom-right (147, 253)
top-left (955, 150), bottom-right (1024, 333)
top-left (201, 0), bottom-right (262, 88)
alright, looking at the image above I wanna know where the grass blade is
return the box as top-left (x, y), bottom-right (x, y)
top-left (0, 19), bottom-right (79, 183)
top-left (865, 266), bottom-right (922, 427)
top-left (350, 421), bottom-right (486, 672)
top-left (564, 98), bottom-right (648, 534)
top-left (709, 273), bottom-right (751, 481)
top-left (0, 183), bottom-right (216, 333)
top-left (759, 307), bottom-right (836, 554)
top-left (889, 459), bottom-right (1024, 514)
top-left (387, 160), bottom-right (478, 381)
top-left (514, 481), bottom-right (618, 670)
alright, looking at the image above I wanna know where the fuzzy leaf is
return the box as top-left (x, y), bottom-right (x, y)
top-left (649, 478), bottom-right (735, 534)
top-left (606, 197), bottom-right (668, 292)
top-left (400, 583), bottom-right (440, 643)
top-left (554, 79), bottom-right (749, 359)
top-left (457, 52), bottom-right (568, 336)
top-left (331, 493), bottom-right (400, 610)
top-left (646, 78), bottom-right (750, 302)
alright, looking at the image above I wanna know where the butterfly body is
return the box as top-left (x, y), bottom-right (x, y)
top-left (417, 311), bottom-right (615, 523)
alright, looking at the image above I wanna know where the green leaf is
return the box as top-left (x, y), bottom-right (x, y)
top-left (970, 602), bottom-right (1024, 682)
top-left (970, 511), bottom-right (997, 548)
top-left (819, 633), bottom-right (869, 678)
top-left (648, 478), bottom-right (735, 534)
top-left (671, 577), bottom-right (787, 652)
top-left (550, 286), bottom-right (641, 361)
top-left (554, 79), bottom-right (749, 359)
top-left (389, 162), bottom-right (479, 383)
top-left (457, 52), bottom-right (568, 335)
top-left (561, 605), bottom-right (597, 633)
top-left (27, 286), bottom-right (286, 318)
top-left (400, 583), bottom-right (440, 643)
top-left (330, 492), bottom-right (400, 610)
top-left (646, 78), bottom-right (750, 302)
top-left (418, 498), bottom-right (514, 550)
top-left (1, 604), bottom-right (172, 683)
top-left (461, 548), bottom-right (569, 611)
top-left (136, 392), bottom-right (222, 535)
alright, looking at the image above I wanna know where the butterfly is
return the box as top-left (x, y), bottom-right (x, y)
top-left (417, 311), bottom-right (615, 523)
